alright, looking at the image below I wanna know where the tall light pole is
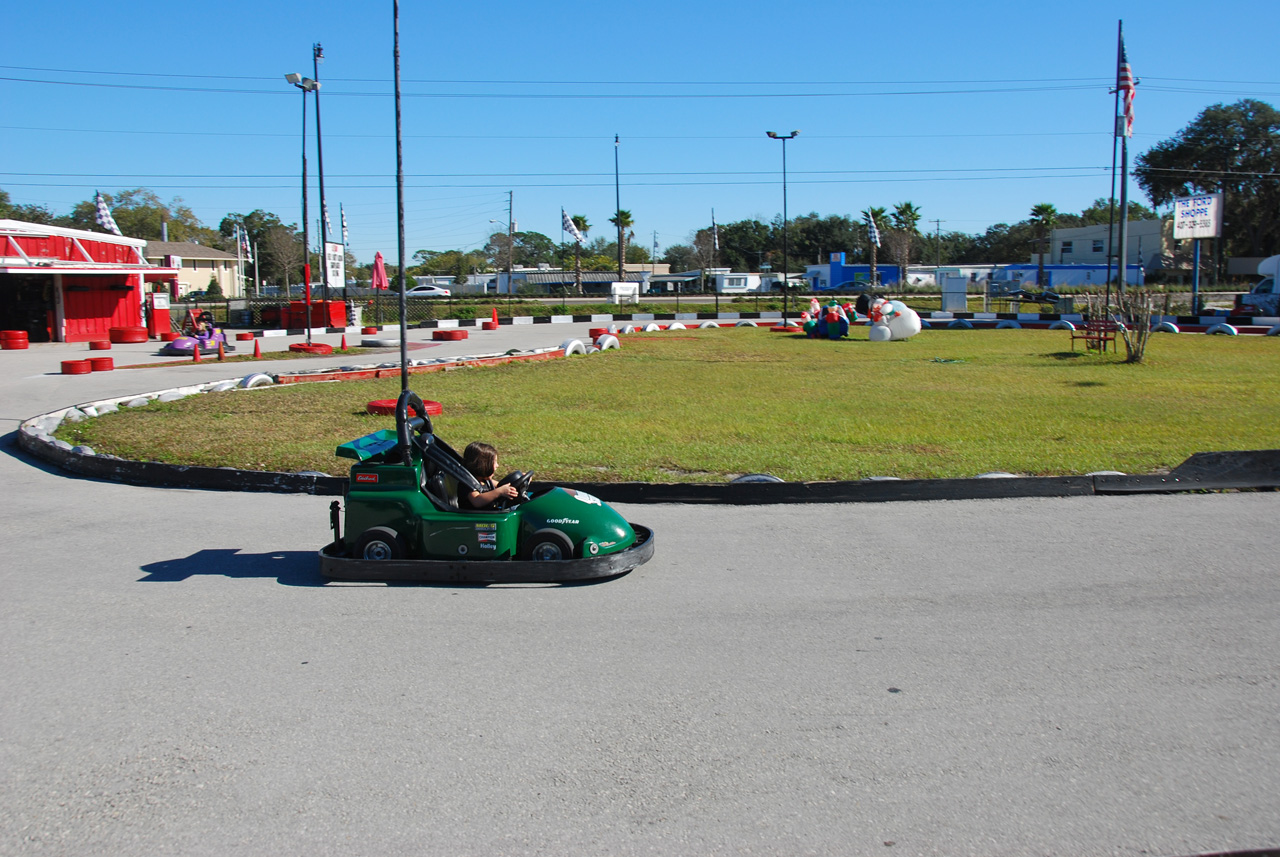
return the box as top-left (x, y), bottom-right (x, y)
top-left (614, 135), bottom-right (623, 285)
top-left (766, 131), bottom-right (799, 324)
top-left (312, 42), bottom-right (333, 316)
top-left (285, 71), bottom-right (319, 345)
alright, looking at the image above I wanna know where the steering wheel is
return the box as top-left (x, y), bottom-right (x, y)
top-left (494, 470), bottom-right (534, 509)
top-left (394, 389), bottom-right (433, 465)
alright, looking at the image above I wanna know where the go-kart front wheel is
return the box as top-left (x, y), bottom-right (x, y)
top-left (353, 526), bottom-right (406, 561)
top-left (522, 528), bottom-right (573, 562)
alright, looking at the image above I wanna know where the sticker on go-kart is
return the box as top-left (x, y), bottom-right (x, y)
top-left (475, 522), bottom-right (497, 549)
top-left (566, 490), bottom-right (602, 506)
top-left (355, 473), bottom-right (378, 483)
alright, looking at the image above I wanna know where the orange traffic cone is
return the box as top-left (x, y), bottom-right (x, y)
top-left (192, 344), bottom-right (201, 363)
top-left (492, 307), bottom-right (499, 325)
top-left (253, 339), bottom-right (262, 359)
top-left (340, 334), bottom-right (348, 351)
top-left (217, 340), bottom-right (226, 361)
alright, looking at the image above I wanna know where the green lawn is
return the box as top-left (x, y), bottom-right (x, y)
top-left (57, 327), bottom-right (1280, 482)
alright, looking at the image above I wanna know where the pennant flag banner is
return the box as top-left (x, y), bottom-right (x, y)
top-left (866, 213), bottom-right (881, 247)
top-left (94, 192), bottom-right (122, 236)
top-left (341, 205), bottom-right (349, 245)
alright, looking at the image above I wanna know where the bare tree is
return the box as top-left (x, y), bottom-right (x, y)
top-left (261, 225), bottom-right (303, 292)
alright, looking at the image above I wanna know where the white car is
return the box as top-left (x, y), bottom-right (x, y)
top-left (405, 284), bottom-right (451, 298)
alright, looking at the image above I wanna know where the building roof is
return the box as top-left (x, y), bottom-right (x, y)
top-left (144, 241), bottom-right (237, 260)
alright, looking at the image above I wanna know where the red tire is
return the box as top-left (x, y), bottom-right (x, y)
top-left (588, 327), bottom-right (608, 338)
top-left (481, 321), bottom-right (499, 331)
top-left (108, 326), bottom-right (149, 343)
top-left (89, 340), bottom-right (112, 351)
top-left (366, 399), bottom-right (443, 416)
top-left (362, 326), bottom-right (378, 335)
top-left (432, 329), bottom-right (468, 341)
top-left (1, 338), bottom-right (30, 350)
top-left (235, 332), bottom-right (255, 341)
top-left (61, 359), bottom-right (92, 375)
top-left (288, 343), bottom-right (334, 355)
top-left (1, 330), bottom-right (29, 342)
top-left (89, 357), bottom-right (115, 372)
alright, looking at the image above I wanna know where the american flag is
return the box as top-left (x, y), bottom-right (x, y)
top-left (865, 212), bottom-right (881, 247)
top-left (1117, 35), bottom-right (1135, 138)
top-left (94, 191), bottom-right (121, 236)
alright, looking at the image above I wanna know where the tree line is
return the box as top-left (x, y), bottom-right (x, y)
top-left (4, 97), bottom-right (1275, 286)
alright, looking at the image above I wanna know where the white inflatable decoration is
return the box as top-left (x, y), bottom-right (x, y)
top-left (867, 298), bottom-right (922, 342)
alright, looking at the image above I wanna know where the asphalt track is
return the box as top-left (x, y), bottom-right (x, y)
top-left (2, 324), bottom-right (1278, 857)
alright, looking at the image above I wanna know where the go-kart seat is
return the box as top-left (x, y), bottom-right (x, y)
top-left (423, 469), bottom-right (458, 511)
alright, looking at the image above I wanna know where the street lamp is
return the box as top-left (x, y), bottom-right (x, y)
top-left (312, 43), bottom-right (334, 313)
top-left (766, 130), bottom-right (799, 324)
top-left (285, 71), bottom-right (319, 344)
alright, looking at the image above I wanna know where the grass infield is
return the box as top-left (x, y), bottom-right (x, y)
top-left (57, 327), bottom-right (1280, 483)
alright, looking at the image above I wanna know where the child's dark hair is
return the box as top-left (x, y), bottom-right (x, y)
top-left (463, 441), bottom-right (498, 480)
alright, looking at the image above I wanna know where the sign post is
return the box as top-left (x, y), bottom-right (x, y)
top-left (1173, 193), bottom-right (1223, 314)
top-left (325, 241), bottom-right (347, 324)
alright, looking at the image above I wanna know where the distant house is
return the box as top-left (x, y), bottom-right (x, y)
top-left (143, 241), bottom-right (242, 297)
top-left (1046, 220), bottom-right (1165, 271)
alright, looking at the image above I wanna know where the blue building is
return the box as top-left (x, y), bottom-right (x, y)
top-left (806, 253), bottom-right (900, 292)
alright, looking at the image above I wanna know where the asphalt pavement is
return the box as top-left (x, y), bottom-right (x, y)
top-left (1, 324), bottom-right (1278, 857)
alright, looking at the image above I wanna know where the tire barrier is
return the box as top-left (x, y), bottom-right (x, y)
top-left (108, 326), bottom-right (149, 344)
top-left (643, 323), bottom-right (662, 332)
top-left (432, 329), bottom-right (468, 341)
top-left (2, 330), bottom-right (31, 349)
top-left (595, 334), bottom-right (620, 351)
top-left (735, 320), bottom-right (758, 327)
top-left (289, 343), bottom-right (334, 354)
top-left (1206, 323), bottom-right (1238, 336)
top-left (561, 338), bottom-right (587, 356)
top-left (89, 357), bottom-right (114, 372)
top-left (995, 320), bottom-right (1021, 329)
top-left (1152, 321), bottom-right (1180, 334)
top-left (1048, 320), bottom-right (1076, 331)
top-left (235, 332), bottom-right (256, 341)
top-left (239, 373), bottom-right (274, 389)
top-left (61, 359), bottom-right (92, 375)
top-left (367, 398), bottom-right (442, 416)
top-left (698, 321), bottom-right (720, 329)
top-left (667, 322), bottom-right (687, 330)
top-left (947, 319), bottom-right (974, 330)
top-left (89, 340), bottom-right (112, 351)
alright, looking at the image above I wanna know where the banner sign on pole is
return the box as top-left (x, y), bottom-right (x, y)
top-left (1173, 193), bottom-right (1223, 239)
top-left (324, 242), bottom-right (346, 288)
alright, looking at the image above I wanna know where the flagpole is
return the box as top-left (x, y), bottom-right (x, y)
top-left (1115, 20), bottom-right (1132, 298)
top-left (393, 0), bottom-right (408, 389)
top-left (1104, 21), bottom-right (1121, 311)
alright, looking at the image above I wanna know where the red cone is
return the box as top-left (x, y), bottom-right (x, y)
top-left (340, 334), bottom-right (348, 351)
top-left (492, 307), bottom-right (499, 324)
top-left (217, 340), bottom-right (226, 361)
top-left (253, 339), bottom-right (262, 359)
top-left (192, 344), bottom-right (201, 363)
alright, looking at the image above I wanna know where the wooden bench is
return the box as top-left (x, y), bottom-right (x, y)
top-left (1071, 319), bottom-right (1119, 353)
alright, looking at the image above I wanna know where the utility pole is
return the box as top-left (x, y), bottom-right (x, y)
top-left (931, 218), bottom-right (942, 270)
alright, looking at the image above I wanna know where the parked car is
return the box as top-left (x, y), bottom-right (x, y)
top-left (405, 284), bottom-right (451, 298)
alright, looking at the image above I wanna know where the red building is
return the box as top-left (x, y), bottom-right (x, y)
top-left (0, 219), bottom-right (178, 342)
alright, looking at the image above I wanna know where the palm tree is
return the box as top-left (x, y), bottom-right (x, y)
top-left (610, 209), bottom-right (633, 283)
top-left (888, 202), bottom-right (922, 287)
top-left (1030, 203), bottom-right (1058, 287)
top-left (570, 215), bottom-right (590, 295)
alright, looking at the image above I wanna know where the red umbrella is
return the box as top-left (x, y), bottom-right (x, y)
top-left (371, 252), bottom-right (389, 290)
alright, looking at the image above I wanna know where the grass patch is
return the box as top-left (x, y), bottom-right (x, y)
top-left (57, 328), bottom-right (1280, 482)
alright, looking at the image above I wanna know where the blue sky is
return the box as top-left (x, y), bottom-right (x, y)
top-left (3, 0), bottom-right (1277, 266)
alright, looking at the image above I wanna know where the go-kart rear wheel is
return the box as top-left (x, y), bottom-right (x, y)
top-left (522, 528), bottom-right (573, 562)
top-left (353, 526), bottom-right (407, 561)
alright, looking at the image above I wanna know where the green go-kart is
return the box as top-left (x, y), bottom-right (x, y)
top-left (320, 390), bottom-right (654, 584)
